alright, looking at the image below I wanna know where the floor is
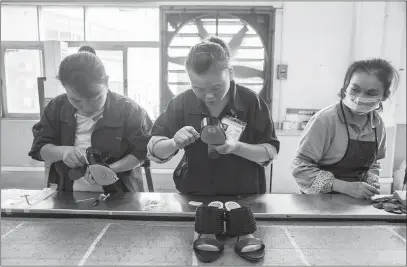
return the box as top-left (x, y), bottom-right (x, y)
top-left (1, 218), bottom-right (406, 266)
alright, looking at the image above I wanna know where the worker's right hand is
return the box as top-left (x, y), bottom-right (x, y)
top-left (62, 147), bottom-right (89, 168)
top-left (172, 126), bottom-right (200, 149)
top-left (344, 182), bottom-right (380, 199)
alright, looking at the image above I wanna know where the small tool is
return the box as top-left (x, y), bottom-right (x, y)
top-left (93, 193), bottom-right (110, 207)
top-left (21, 195), bottom-right (30, 205)
top-left (93, 199), bottom-right (100, 207)
top-left (101, 193), bottom-right (110, 202)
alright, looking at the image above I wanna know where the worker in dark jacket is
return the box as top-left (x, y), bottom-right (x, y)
top-left (29, 52), bottom-right (152, 192)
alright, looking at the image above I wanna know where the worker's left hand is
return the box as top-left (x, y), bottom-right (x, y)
top-left (212, 138), bottom-right (240, 155)
top-left (364, 173), bottom-right (380, 190)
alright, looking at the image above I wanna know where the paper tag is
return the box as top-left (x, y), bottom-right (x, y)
top-left (221, 116), bottom-right (247, 141)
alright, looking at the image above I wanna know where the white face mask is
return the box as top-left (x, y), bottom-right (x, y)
top-left (343, 94), bottom-right (382, 115)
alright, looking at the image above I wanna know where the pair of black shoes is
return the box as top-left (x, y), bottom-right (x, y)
top-left (193, 201), bottom-right (265, 263)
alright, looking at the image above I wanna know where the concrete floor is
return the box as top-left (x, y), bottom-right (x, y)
top-left (1, 218), bottom-right (406, 266)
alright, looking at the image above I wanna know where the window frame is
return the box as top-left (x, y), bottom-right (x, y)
top-left (0, 40), bottom-right (160, 119)
top-left (38, 5), bottom-right (85, 42)
top-left (83, 6), bottom-right (160, 42)
top-left (1, 41), bottom-right (45, 119)
top-left (67, 41), bottom-right (159, 111)
top-left (160, 6), bottom-right (276, 113)
top-left (67, 41), bottom-right (129, 96)
top-left (0, 4), bottom-right (160, 119)
top-left (0, 5), bottom-right (41, 42)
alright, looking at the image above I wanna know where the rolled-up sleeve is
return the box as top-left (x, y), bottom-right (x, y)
top-left (292, 157), bottom-right (335, 194)
top-left (296, 115), bottom-right (331, 163)
top-left (292, 115), bottom-right (335, 194)
top-left (28, 99), bottom-right (61, 161)
top-left (123, 102), bottom-right (153, 162)
top-left (147, 136), bottom-right (175, 163)
top-left (257, 144), bottom-right (278, 167)
top-left (251, 96), bottom-right (280, 166)
top-left (147, 98), bottom-right (182, 163)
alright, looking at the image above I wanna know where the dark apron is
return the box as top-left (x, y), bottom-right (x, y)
top-left (317, 101), bottom-right (378, 193)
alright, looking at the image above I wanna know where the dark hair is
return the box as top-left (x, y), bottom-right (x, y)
top-left (78, 45), bottom-right (96, 55)
top-left (57, 52), bottom-right (108, 99)
top-left (205, 36), bottom-right (231, 58)
top-left (185, 36), bottom-right (232, 75)
top-left (339, 58), bottom-right (400, 111)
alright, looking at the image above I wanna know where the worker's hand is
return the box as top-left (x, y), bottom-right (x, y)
top-left (363, 173), bottom-right (381, 190)
top-left (172, 126), bottom-right (200, 149)
top-left (212, 138), bottom-right (240, 155)
top-left (62, 147), bottom-right (89, 168)
top-left (344, 182), bottom-right (380, 199)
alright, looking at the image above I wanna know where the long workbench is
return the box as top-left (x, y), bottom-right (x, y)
top-left (1, 189), bottom-right (406, 266)
top-left (2, 189), bottom-right (406, 220)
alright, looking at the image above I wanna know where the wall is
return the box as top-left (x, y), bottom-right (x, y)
top-left (272, 2), bottom-right (354, 123)
top-left (271, 134), bottom-right (300, 193)
top-left (270, 1), bottom-right (406, 191)
top-left (394, 124), bottom-right (406, 170)
top-left (351, 1), bottom-right (406, 128)
top-left (272, 1), bottom-right (406, 125)
top-left (395, 25), bottom-right (406, 125)
top-left (350, 2), bottom-right (406, 183)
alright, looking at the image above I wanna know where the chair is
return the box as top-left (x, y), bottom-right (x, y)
top-left (37, 77), bottom-right (154, 192)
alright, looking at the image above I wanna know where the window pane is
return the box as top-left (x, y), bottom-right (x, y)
top-left (67, 47), bottom-right (80, 55)
top-left (1, 6), bottom-right (39, 41)
top-left (64, 47), bottom-right (124, 95)
top-left (168, 71), bottom-right (189, 84)
top-left (128, 48), bottom-right (159, 120)
top-left (168, 48), bottom-right (190, 58)
top-left (4, 49), bottom-right (43, 113)
top-left (234, 48), bottom-right (264, 60)
top-left (231, 60), bottom-right (264, 70)
top-left (96, 50), bottom-right (124, 95)
top-left (86, 7), bottom-right (159, 41)
top-left (170, 36), bottom-right (201, 47)
top-left (40, 7), bottom-right (84, 41)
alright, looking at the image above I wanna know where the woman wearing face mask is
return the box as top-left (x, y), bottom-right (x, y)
top-left (29, 52), bottom-right (152, 192)
top-left (292, 58), bottom-right (399, 199)
top-left (147, 37), bottom-right (280, 195)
